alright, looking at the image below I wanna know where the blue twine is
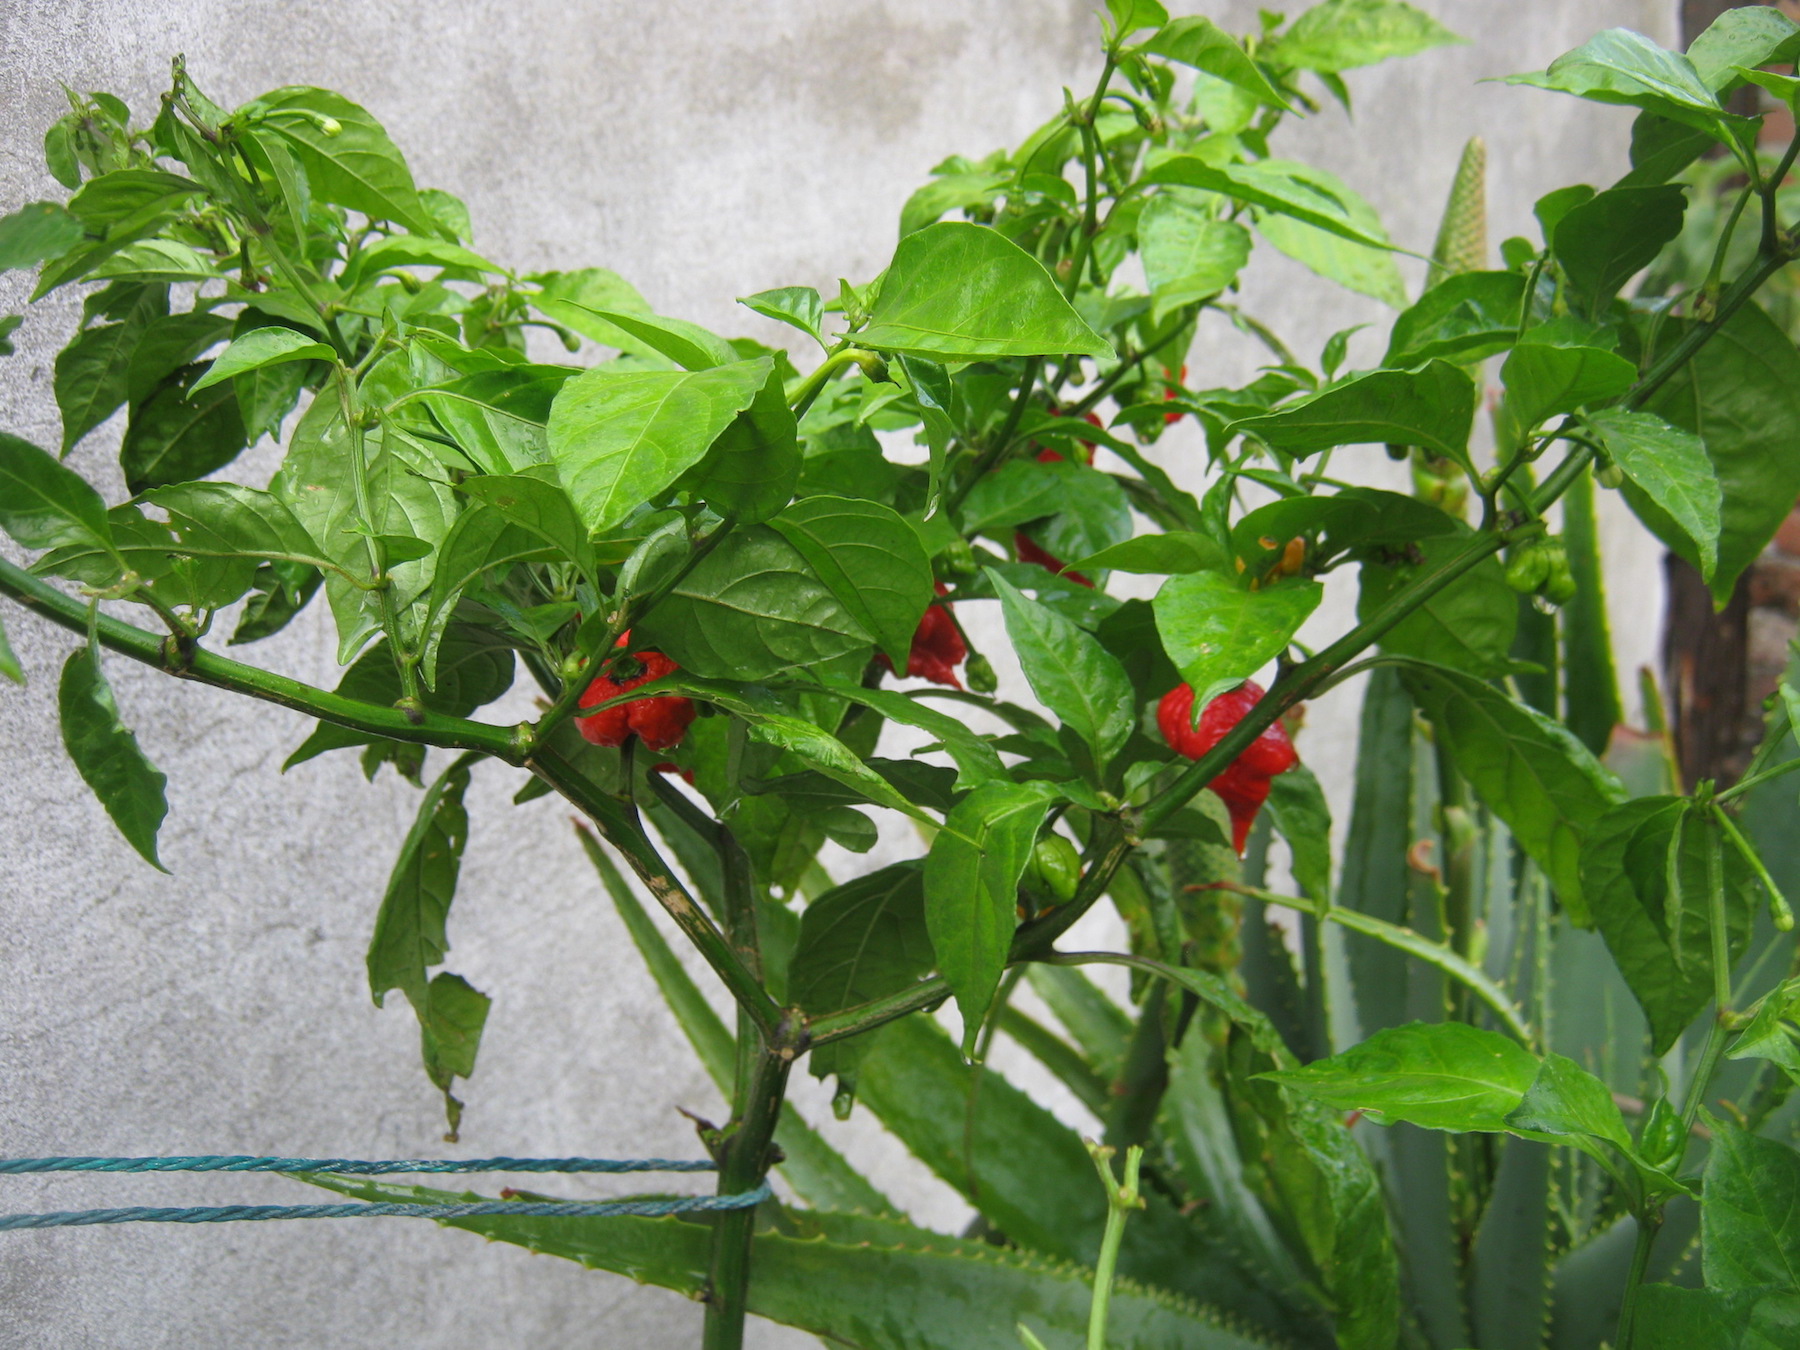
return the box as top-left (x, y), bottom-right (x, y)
top-left (0, 1155), bottom-right (767, 1232)
top-left (0, 1155), bottom-right (714, 1175)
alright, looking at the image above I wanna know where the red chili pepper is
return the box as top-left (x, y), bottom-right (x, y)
top-left (575, 634), bottom-right (696, 751)
top-left (1156, 679), bottom-right (1298, 854)
top-left (1014, 531), bottom-right (1093, 588)
top-left (1164, 364), bottom-right (1189, 425)
top-left (879, 582), bottom-right (967, 687)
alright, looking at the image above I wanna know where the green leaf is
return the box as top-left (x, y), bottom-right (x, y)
top-left (1705, 1126), bottom-right (1800, 1294)
top-left (959, 458), bottom-right (1133, 561)
top-left (738, 286), bottom-right (825, 346)
top-left (454, 471), bottom-right (595, 578)
top-left (1633, 303), bottom-right (1800, 605)
top-left (1507, 29), bottom-right (1739, 138)
top-left (141, 481), bottom-right (320, 610)
top-left (1265, 765), bottom-right (1333, 903)
top-left (0, 201), bottom-right (84, 272)
top-left (769, 495), bottom-right (933, 671)
top-left (790, 863), bottom-right (934, 1079)
top-left (571, 308), bottom-right (736, 371)
top-left (739, 710), bottom-right (926, 822)
top-left (1688, 6), bottom-right (1800, 93)
top-left (1105, 0), bottom-right (1167, 40)
top-left (1581, 797), bottom-right (1753, 1054)
top-left (250, 86), bottom-right (440, 236)
top-left (192, 326), bottom-right (338, 392)
top-left (1229, 360), bottom-right (1476, 464)
top-left (303, 1169), bottom-right (1279, 1350)
top-left (124, 312), bottom-right (234, 406)
top-left (1358, 534), bottom-right (1517, 677)
top-left (1143, 16), bottom-right (1289, 108)
top-left (1263, 0), bottom-right (1465, 73)
top-left (0, 430), bottom-right (113, 553)
top-left (897, 172), bottom-right (1010, 239)
top-left (925, 779), bottom-right (1060, 1051)
top-left (1727, 977), bottom-right (1800, 1084)
top-left (1589, 408), bottom-right (1721, 582)
top-left (416, 970), bottom-right (489, 1137)
top-left (66, 169), bottom-right (204, 230)
top-left (58, 642), bottom-right (168, 871)
top-left (1138, 199), bottom-right (1252, 324)
top-left (1501, 343), bottom-right (1635, 429)
top-left (1385, 269), bottom-right (1527, 367)
top-left (526, 269), bottom-right (657, 355)
top-left (1154, 570), bottom-right (1321, 706)
top-left (1262, 1021), bottom-right (1539, 1132)
top-left (1251, 162), bottom-right (1407, 308)
top-left (53, 283), bottom-right (165, 454)
top-left (633, 524), bottom-right (871, 680)
top-left (1142, 157), bottom-right (1396, 252)
top-left (810, 678), bottom-right (1008, 788)
top-left (546, 358), bottom-right (770, 535)
top-left (119, 363), bottom-right (247, 495)
top-left (857, 222), bottom-right (1112, 362)
top-left (0, 614), bottom-right (21, 686)
top-left (695, 366), bottom-right (800, 524)
top-left (338, 234), bottom-right (504, 289)
top-left (1233, 487), bottom-right (1457, 563)
top-left (1635, 1285), bottom-right (1800, 1350)
top-left (990, 569), bottom-right (1135, 771)
top-left (1067, 531), bottom-right (1229, 576)
top-left (1551, 185), bottom-right (1687, 319)
top-left (1404, 661), bottom-right (1625, 922)
top-left (368, 755), bottom-right (473, 1009)
top-left (88, 239), bottom-right (222, 284)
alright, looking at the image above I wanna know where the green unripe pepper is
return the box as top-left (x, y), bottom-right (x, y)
top-left (1028, 833), bottom-right (1081, 904)
top-left (1504, 542), bottom-right (1551, 595)
top-left (965, 653), bottom-right (998, 694)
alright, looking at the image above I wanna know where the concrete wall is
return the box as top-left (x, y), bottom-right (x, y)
top-left (0, 2), bottom-right (1673, 1346)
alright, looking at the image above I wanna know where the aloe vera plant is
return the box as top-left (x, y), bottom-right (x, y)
top-left (6, 3), bottom-right (1800, 1347)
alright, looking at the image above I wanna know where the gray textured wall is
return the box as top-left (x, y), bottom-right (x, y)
top-left (0, 2), bottom-right (1672, 1346)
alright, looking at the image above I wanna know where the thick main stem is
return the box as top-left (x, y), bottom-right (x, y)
top-left (702, 1036), bottom-right (792, 1350)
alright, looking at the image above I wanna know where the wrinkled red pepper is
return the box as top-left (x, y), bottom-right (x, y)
top-left (1156, 679), bottom-right (1298, 854)
top-left (879, 582), bottom-right (967, 688)
top-left (575, 634), bottom-right (696, 751)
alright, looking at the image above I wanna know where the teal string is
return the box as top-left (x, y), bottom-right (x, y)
top-left (0, 1155), bottom-right (767, 1231)
top-left (0, 1188), bottom-right (771, 1231)
top-left (0, 1156), bottom-right (714, 1175)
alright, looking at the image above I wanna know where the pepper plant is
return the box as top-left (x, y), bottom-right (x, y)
top-left (5, 3), bottom-right (1800, 1347)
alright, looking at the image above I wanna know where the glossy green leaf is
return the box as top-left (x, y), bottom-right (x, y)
top-left (990, 569), bottom-right (1135, 770)
top-left (1154, 570), bottom-right (1321, 707)
top-left (1727, 978), bottom-right (1800, 1084)
top-left (417, 366), bottom-right (566, 476)
top-left (1504, 1053), bottom-right (1632, 1152)
top-left (455, 471), bottom-right (595, 578)
top-left (572, 308), bottom-right (735, 372)
top-left (1404, 661), bottom-right (1625, 922)
top-left (1506, 28), bottom-right (1738, 138)
top-left (1501, 343), bottom-right (1635, 429)
top-left (897, 171), bottom-right (1009, 239)
top-left (1551, 185), bottom-right (1687, 319)
top-left (1066, 531), bottom-right (1229, 577)
top-left (338, 235), bottom-right (504, 289)
top-left (0, 201), bottom-right (84, 272)
top-left (124, 312), bottom-right (234, 406)
top-left (1252, 162), bottom-right (1407, 309)
top-left (66, 169), bottom-right (203, 230)
top-left (1105, 0), bottom-right (1167, 40)
top-left (0, 430), bottom-right (114, 553)
top-left (1263, 1021), bottom-right (1539, 1132)
top-left (526, 269), bottom-right (658, 356)
top-left (119, 364), bottom-right (247, 494)
top-left (88, 240), bottom-right (222, 284)
top-left (769, 495), bottom-right (933, 671)
top-left (1634, 304), bottom-right (1800, 605)
top-left (1634, 1285), bottom-right (1800, 1350)
top-left (1589, 408), bottom-right (1720, 582)
top-left (810, 679), bottom-right (1007, 788)
top-left (790, 863), bottom-right (934, 1079)
top-left (546, 358), bottom-right (769, 534)
top-left (858, 221), bottom-right (1112, 362)
top-left (250, 86), bottom-right (440, 236)
top-left (738, 286), bottom-right (825, 346)
top-left (1689, 7), bottom-right (1800, 92)
top-left (192, 326), bottom-right (337, 392)
top-left (960, 458), bottom-right (1133, 562)
top-left (1233, 487), bottom-right (1457, 564)
top-left (1138, 199), bottom-right (1251, 323)
top-left (141, 481), bottom-right (320, 610)
top-left (925, 779), bottom-right (1060, 1051)
top-left (416, 970), bottom-right (489, 1136)
top-left (1385, 270), bottom-right (1527, 366)
top-left (634, 524), bottom-right (871, 680)
top-left (1266, 765), bottom-right (1332, 903)
top-left (694, 359), bottom-right (801, 526)
top-left (1704, 1126), bottom-right (1800, 1293)
top-left (1581, 796), bottom-right (1753, 1054)
top-left (58, 642), bottom-right (168, 871)
top-left (53, 284), bottom-right (165, 453)
top-left (1229, 360), bottom-right (1476, 464)
top-left (1358, 534), bottom-right (1517, 677)
top-left (368, 755), bottom-right (472, 1010)
top-left (1143, 16), bottom-right (1289, 108)
top-left (1263, 0), bottom-right (1465, 73)
top-left (1143, 157), bottom-right (1394, 251)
